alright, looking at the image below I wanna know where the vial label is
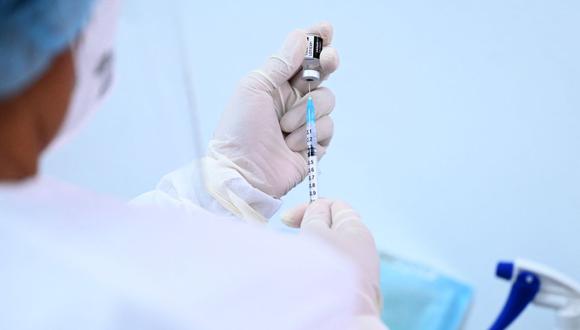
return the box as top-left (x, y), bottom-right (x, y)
top-left (305, 35), bottom-right (323, 60)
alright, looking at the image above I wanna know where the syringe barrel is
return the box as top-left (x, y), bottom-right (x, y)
top-left (306, 119), bottom-right (318, 202)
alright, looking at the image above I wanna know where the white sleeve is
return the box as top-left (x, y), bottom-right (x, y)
top-left (130, 160), bottom-right (282, 223)
top-left (1, 201), bottom-right (366, 330)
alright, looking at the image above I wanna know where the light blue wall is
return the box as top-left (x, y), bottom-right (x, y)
top-left (43, 0), bottom-right (580, 329)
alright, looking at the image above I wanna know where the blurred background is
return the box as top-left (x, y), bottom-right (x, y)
top-left (43, 0), bottom-right (580, 328)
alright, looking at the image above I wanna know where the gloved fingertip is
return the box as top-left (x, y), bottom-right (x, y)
top-left (306, 21), bottom-right (334, 45)
top-left (317, 145), bottom-right (328, 159)
top-left (302, 199), bottom-right (333, 229)
top-left (307, 115), bottom-right (334, 151)
top-left (281, 203), bottom-right (309, 228)
top-left (320, 47), bottom-right (340, 76)
top-left (313, 87), bottom-right (336, 111)
top-left (281, 213), bottom-right (300, 228)
top-left (317, 115), bottom-right (334, 135)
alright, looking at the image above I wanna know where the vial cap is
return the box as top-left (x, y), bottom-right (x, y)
top-left (302, 69), bottom-right (320, 82)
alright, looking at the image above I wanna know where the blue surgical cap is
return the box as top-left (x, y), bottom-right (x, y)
top-left (0, 0), bottom-right (96, 99)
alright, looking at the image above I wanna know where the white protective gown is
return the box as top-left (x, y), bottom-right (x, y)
top-left (0, 163), bottom-right (362, 330)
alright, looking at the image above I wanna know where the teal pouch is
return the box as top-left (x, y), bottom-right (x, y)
top-left (379, 254), bottom-right (473, 330)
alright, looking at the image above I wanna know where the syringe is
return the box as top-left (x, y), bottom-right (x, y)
top-left (302, 34), bottom-right (323, 203)
top-left (306, 90), bottom-right (318, 202)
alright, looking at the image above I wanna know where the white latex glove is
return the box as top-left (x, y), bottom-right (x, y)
top-left (203, 22), bottom-right (339, 222)
top-left (282, 199), bottom-right (385, 327)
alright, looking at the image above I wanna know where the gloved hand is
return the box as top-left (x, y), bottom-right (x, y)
top-left (282, 199), bottom-right (384, 323)
top-left (204, 22), bottom-right (339, 213)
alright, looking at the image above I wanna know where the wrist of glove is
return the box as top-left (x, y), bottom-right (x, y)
top-left (201, 147), bottom-right (282, 223)
top-left (282, 199), bottom-right (384, 318)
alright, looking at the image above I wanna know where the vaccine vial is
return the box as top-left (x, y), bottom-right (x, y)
top-left (302, 33), bottom-right (323, 82)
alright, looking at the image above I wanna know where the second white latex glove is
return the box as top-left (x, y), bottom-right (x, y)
top-left (283, 199), bottom-right (384, 322)
top-left (206, 22), bottom-right (339, 205)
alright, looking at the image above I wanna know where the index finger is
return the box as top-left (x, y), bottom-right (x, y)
top-left (304, 21), bottom-right (333, 46)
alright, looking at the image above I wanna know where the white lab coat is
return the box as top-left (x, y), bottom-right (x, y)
top-left (0, 163), bottom-right (363, 329)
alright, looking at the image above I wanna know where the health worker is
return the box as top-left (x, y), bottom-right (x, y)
top-left (0, 0), bottom-right (387, 329)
